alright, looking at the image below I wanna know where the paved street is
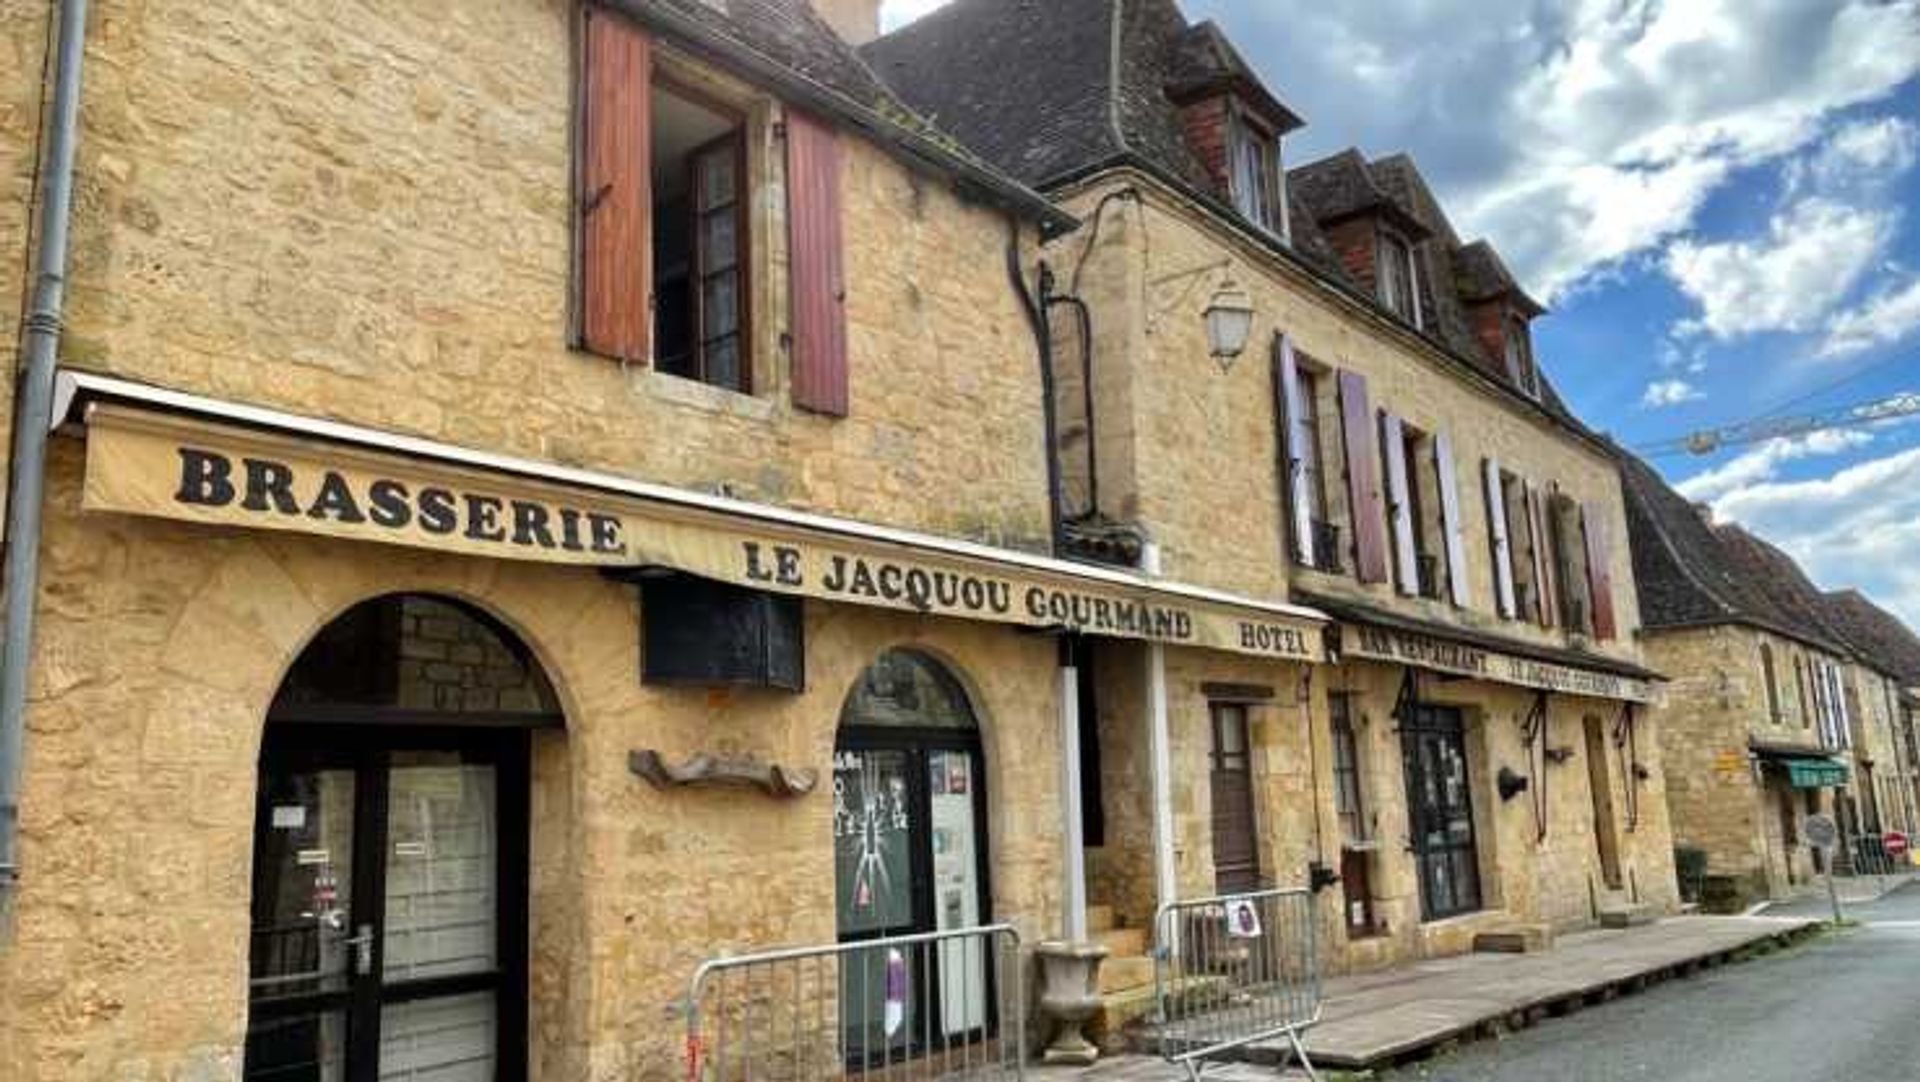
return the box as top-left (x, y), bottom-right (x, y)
top-left (1378, 884), bottom-right (1920, 1082)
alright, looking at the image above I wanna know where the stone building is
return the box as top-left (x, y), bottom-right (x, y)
top-left (0, 1), bottom-right (1344, 1077)
top-left (1619, 454), bottom-right (1906, 907)
top-left (866, 0), bottom-right (1677, 990)
top-left (1818, 589), bottom-right (1920, 835)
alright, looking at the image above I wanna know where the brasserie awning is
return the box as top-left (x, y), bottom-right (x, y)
top-left (1751, 743), bottom-right (1850, 789)
top-left (54, 370), bottom-right (1330, 664)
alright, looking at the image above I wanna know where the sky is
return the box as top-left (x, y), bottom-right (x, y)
top-left (879, 0), bottom-right (1920, 628)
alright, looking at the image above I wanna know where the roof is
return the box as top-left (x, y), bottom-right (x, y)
top-left (617, 0), bottom-right (1073, 233)
top-left (1820, 590), bottom-right (1920, 685)
top-left (1616, 451), bottom-right (1847, 654)
top-left (1712, 525), bottom-right (1859, 656)
top-left (867, 0), bottom-right (1608, 451)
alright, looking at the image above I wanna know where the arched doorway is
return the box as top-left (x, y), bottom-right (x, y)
top-left (832, 649), bottom-right (991, 1053)
top-left (244, 594), bottom-right (562, 1082)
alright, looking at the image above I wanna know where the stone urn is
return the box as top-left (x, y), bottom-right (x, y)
top-left (1033, 939), bottom-right (1109, 1065)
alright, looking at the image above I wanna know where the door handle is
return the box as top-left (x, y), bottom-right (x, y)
top-left (344, 923), bottom-right (376, 977)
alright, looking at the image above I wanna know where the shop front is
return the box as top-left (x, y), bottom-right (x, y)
top-left (0, 372), bottom-right (1329, 1080)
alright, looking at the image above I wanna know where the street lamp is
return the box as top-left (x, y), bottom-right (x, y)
top-left (1204, 280), bottom-right (1255, 368)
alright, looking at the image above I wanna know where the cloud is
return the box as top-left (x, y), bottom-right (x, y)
top-left (1184, 0), bottom-right (1920, 299)
top-left (1821, 276), bottom-right (1920, 357)
top-left (1663, 197), bottom-right (1897, 339)
top-left (1786, 116), bottom-right (1920, 196)
top-left (1641, 378), bottom-right (1703, 407)
top-left (879, 0), bottom-right (951, 31)
top-left (1675, 428), bottom-right (1875, 502)
top-left (1707, 443), bottom-right (1920, 627)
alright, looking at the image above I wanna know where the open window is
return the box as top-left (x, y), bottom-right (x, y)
top-left (1377, 231), bottom-right (1421, 327)
top-left (1504, 316), bottom-right (1540, 399)
top-left (651, 82), bottom-right (749, 391)
top-left (1229, 105), bottom-right (1287, 238)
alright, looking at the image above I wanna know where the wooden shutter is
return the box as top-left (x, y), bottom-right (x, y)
top-left (787, 109), bottom-right (849, 416)
top-left (1435, 434), bottom-right (1469, 607)
top-left (1484, 458), bottom-right (1516, 618)
top-left (1582, 500), bottom-right (1618, 639)
top-left (1525, 481), bottom-right (1557, 628)
top-left (1339, 371), bottom-right (1389, 583)
top-left (1276, 334), bottom-right (1314, 565)
top-left (1380, 412), bottom-right (1417, 595)
top-left (579, 9), bottom-right (651, 362)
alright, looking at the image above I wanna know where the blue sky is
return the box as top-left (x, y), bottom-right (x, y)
top-left (881, 1), bottom-right (1920, 624)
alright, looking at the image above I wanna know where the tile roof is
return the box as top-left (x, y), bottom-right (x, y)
top-left (1616, 451), bottom-right (1846, 653)
top-left (620, 0), bottom-right (1072, 230)
top-left (1820, 590), bottom-right (1920, 685)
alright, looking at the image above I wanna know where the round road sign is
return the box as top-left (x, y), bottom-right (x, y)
top-left (1885, 831), bottom-right (1909, 859)
top-left (1804, 812), bottom-right (1838, 850)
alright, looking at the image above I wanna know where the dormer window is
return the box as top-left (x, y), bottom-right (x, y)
top-left (1228, 105), bottom-right (1287, 240)
top-left (1504, 317), bottom-right (1540, 399)
top-left (1377, 232), bottom-right (1421, 328)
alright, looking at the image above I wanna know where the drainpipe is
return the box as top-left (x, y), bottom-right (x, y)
top-left (1, 0), bottom-right (90, 921)
top-left (1006, 218), bottom-right (1066, 554)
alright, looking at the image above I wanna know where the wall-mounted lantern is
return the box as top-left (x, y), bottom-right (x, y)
top-left (1204, 280), bottom-right (1255, 368)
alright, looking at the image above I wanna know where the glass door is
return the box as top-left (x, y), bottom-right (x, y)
top-left (246, 731), bottom-right (526, 1082)
top-left (1401, 705), bottom-right (1482, 921)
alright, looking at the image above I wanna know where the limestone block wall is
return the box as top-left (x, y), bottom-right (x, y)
top-left (0, 440), bottom-right (1067, 1081)
top-left (38, 0), bottom-right (1050, 551)
top-left (0, 0), bottom-right (53, 523)
top-left (1048, 176), bottom-right (1645, 670)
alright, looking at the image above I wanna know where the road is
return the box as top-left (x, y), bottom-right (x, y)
top-left (1377, 883), bottom-right (1920, 1082)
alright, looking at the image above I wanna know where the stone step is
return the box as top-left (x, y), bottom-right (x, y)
top-left (1473, 923), bottom-right (1554, 954)
top-left (1090, 973), bottom-right (1233, 1054)
top-left (1097, 954), bottom-right (1156, 994)
top-left (1087, 904), bottom-right (1118, 934)
top-left (1599, 904), bottom-right (1657, 929)
top-left (1094, 926), bottom-right (1148, 957)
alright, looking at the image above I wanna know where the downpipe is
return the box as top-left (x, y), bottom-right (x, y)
top-left (1, 0), bottom-right (90, 927)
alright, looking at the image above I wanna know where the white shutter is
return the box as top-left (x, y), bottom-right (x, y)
top-left (1380, 412), bottom-right (1418, 595)
top-left (1278, 334), bottom-right (1315, 566)
top-left (1434, 433), bottom-right (1469, 607)
top-left (1484, 457), bottom-right (1516, 618)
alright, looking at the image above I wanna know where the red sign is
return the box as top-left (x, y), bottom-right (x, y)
top-left (1885, 831), bottom-right (1909, 859)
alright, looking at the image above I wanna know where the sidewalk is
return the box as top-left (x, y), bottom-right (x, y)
top-left (1754, 870), bottom-right (1915, 914)
top-left (1035, 913), bottom-right (1820, 1079)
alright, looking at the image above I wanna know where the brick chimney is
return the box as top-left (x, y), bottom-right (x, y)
top-left (814, 0), bottom-right (883, 45)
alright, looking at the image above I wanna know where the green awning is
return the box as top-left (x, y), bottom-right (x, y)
top-left (1784, 757), bottom-right (1849, 789)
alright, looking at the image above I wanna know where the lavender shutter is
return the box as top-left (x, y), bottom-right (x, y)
top-left (1484, 457), bottom-right (1516, 618)
top-left (1276, 334), bottom-right (1314, 566)
top-left (1339, 371), bottom-right (1390, 583)
top-left (1380, 412), bottom-right (1417, 595)
top-left (1435, 433), bottom-right (1469, 607)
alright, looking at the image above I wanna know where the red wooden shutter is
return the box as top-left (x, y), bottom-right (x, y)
top-left (1484, 458), bottom-right (1516, 618)
top-left (1582, 500), bottom-right (1618, 639)
top-left (1339, 371), bottom-right (1389, 583)
top-left (1435, 433), bottom-right (1469, 607)
top-left (579, 9), bottom-right (651, 362)
top-left (787, 109), bottom-right (849, 416)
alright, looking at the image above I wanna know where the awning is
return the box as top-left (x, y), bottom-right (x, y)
top-left (1751, 743), bottom-right (1850, 789)
top-left (1301, 591), bottom-right (1661, 704)
top-left (56, 371), bottom-right (1329, 663)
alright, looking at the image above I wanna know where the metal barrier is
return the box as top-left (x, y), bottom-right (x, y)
top-left (1149, 887), bottom-right (1322, 1081)
top-left (1838, 832), bottom-right (1904, 877)
top-left (685, 924), bottom-right (1024, 1080)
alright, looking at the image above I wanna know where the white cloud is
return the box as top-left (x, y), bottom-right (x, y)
top-left (1184, 0), bottom-right (1920, 299)
top-left (1821, 276), bottom-right (1920, 358)
top-left (879, 0), bottom-right (950, 31)
top-left (1641, 378), bottom-right (1703, 407)
top-left (1662, 197), bottom-right (1897, 340)
top-left (1787, 116), bottom-right (1920, 196)
top-left (1675, 428), bottom-right (1875, 502)
top-left (1707, 443), bottom-right (1920, 628)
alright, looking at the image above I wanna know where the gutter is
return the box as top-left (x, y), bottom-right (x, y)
top-left (1, 0), bottom-right (88, 916)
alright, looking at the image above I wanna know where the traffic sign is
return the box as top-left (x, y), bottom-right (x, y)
top-left (1805, 813), bottom-right (1838, 850)
top-left (1885, 831), bottom-right (1909, 859)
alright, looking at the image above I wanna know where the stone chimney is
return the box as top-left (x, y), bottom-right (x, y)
top-left (814, 0), bottom-right (883, 46)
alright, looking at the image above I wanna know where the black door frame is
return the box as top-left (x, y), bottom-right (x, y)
top-left (247, 722), bottom-right (532, 1082)
top-left (833, 723), bottom-right (996, 1058)
top-left (1400, 702), bottom-right (1483, 921)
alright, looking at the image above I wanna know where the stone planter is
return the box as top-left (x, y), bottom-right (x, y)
top-left (1033, 940), bottom-right (1109, 1065)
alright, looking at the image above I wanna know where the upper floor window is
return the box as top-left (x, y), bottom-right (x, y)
top-left (1504, 317), bottom-right (1540, 399)
top-left (579, 10), bottom-right (849, 414)
top-left (1377, 232), bottom-right (1421, 327)
top-left (1760, 643), bottom-right (1782, 724)
top-left (1795, 654), bottom-right (1812, 729)
top-left (1228, 106), bottom-right (1286, 238)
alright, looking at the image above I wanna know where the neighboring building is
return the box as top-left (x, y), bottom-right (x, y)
top-left (868, 0), bottom-right (1676, 983)
top-left (1620, 455), bottom-right (1864, 907)
top-left (1817, 589), bottom-right (1920, 840)
top-left (0, 2), bottom-right (1347, 1078)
